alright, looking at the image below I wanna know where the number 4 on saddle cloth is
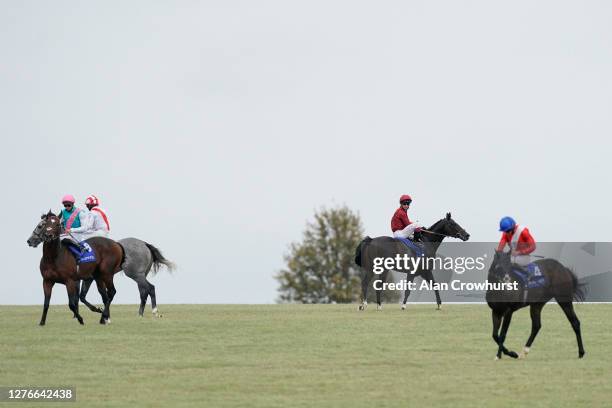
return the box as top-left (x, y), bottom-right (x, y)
top-left (63, 241), bottom-right (97, 264)
top-left (511, 263), bottom-right (547, 289)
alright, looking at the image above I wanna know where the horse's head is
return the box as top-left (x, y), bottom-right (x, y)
top-left (27, 211), bottom-right (61, 247)
top-left (429, 212), bottom-right (470, 241)
top-left (488, 249), bottom-right (512, 281)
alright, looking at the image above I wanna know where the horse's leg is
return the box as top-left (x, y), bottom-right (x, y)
top-left (497, 311), bottom-right (518, 359)
top-left (422, 269), bottom-right (442, 310)
top-left (401, 274), bottom-right (410, 310)
top-left (95, 278), bottom-right (110, 325)
top-left (104, 279), bottom-right (117, 324)
top-left (491, 310), bottom-right (504, 358)
top-left (558, 301), bottom-right (585, 358)
top-left (359, 269), bottom-right (372, 311)
top-left (492, 310), bottom-right (515, 359)
top-left (66, 280), bottom-right (84, 325)
top-left (148, 281), bottom-right (160, 317)
top-left (79, 278), bottom-right (103, 313)
top-left (520, 303), bottom-right (544, 358)
top-left (376, 270), bottom-right (387, 311)
top-left (39, 279), bottom-right (54, 326)
top-left (136, 280), bottom-right (148, 317)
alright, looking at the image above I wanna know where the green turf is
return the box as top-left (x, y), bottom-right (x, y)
top-left (1, 304), bottom-right (610, 408)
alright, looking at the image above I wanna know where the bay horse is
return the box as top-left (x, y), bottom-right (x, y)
top-left (27, 211), bottom-right (124, 325)
top-left (354, 213), bottom-right (470, 311)
top-left (487, 250), bottom-right (585, 359)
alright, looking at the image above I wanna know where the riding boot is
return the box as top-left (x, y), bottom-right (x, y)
top-left (412, 231), bottom-right (426, 255)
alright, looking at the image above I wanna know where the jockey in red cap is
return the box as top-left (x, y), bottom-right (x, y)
top-left (391, 194), bottom-right (422, 240)
top-left (84, 195), bottom-right (110, 238)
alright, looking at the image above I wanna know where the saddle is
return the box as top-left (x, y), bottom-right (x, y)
top-left (62, 240), bottom-right (97, 264)
top-left (511, 263), bottom-right (547, 289)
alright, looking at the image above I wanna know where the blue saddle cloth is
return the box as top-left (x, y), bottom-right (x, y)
top-left (511, 263), bottom-right (547, 289)
top-left (64, 241), bottom-right (97, 264)
top-left (394, 237), bottom-right (425, 257)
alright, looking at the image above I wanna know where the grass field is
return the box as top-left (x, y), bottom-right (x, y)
top-left (1, 304), bottom-right (611, 408)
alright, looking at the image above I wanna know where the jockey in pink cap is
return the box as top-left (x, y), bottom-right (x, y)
top-left (84, 195), bottom-right (110, 238)
top-left (58, 194), bottom-right (89, 247)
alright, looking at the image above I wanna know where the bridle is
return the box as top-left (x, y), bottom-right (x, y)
top-left (40, 216), bottom-right (61, 242)
top-left (421, 229), bottom-right (456, 238)
top-left (421, 221), bottom-right (467, 239)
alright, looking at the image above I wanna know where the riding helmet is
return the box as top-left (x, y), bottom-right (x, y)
top-left (499, 216), bottom-right (516, 232)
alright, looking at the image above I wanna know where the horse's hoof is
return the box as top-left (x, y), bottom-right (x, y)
top-left (519, 347), bottom-right (530, 359)
top-left (376, 305), bottom-right (383, 311)
top-left (39, 322), bottom-right (45, 326)
top-left (358, 305), bottom-right (364, 311)
top-left (437, 304), bottom-right (442, 310)
top-left (579, 351), bottom-right (585, 359)
top-left (508, 351), bottom-right (519, 359)
top-left (401, 304), bottom-right (406, 310)
top-left (106, 318), bottom-right (111, 324)
top-left (494, 356), bottom-right (500, 361)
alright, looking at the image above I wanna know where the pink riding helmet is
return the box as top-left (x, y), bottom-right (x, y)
top-left (62, 194), bottom-right (76, 204)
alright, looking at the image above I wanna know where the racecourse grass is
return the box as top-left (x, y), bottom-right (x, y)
top-left (1, 304), bottom-right (611, 408)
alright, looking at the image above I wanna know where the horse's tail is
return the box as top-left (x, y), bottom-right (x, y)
top-left (568, 267), bottom-right (586, 302)
top-left (145, 242), bottom-right (175, 275)
top-left (355, 236), bottom-right (373, 267)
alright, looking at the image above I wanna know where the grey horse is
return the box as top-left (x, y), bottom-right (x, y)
top-left (79, 237), bottom-right (174, 317)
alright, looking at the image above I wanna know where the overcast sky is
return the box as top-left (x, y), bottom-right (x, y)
top-left (2, 1), bottom-right (611, 305)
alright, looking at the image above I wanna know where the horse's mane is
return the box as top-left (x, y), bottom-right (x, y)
top-left (427, 218), bottom-right (444, 231)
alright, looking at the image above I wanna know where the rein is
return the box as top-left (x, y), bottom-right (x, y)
top-left (421, 229), bottom-right (454, 238)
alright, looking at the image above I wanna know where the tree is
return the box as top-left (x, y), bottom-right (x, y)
top-left (276, 206), bottom-right (364, 303)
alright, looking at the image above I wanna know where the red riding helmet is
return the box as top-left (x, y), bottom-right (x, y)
top-left (399, 194), bottom-right (412, 204)
top-left (85, 195), bottom-right (100, 207)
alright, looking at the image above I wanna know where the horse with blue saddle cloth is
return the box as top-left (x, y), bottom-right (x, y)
top-left (27, 211), bottom-right (125, 326)
top-left (355, 213), bottom-right (471, 311)
top-left (487, 250), bottom-right (586, 360)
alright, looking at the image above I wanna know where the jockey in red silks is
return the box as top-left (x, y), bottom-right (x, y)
top-left (84, 194), bottom-right (110, 238)
top-left (497, 216), bottom-right (536, 267)
top-left (391, 194), bottom-right (422, 240)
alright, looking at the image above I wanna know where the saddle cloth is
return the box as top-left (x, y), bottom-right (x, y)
top-left (511, 263), bottom-right (546, 289)
top-left (64, 241), bottom-right (97, 264)
top-left (394, 237), bottom-right (425, 257)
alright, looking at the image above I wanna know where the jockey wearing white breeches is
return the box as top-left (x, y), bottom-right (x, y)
top-left (393, 223), bottom-right (422, 240)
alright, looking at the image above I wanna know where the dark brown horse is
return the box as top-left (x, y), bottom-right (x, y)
top-left (487, 250), bottom-right (585, 359)
top-left (354, 213), bottom-right (470, 311)
top-left (27, 211), bottom-right (124, 325)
